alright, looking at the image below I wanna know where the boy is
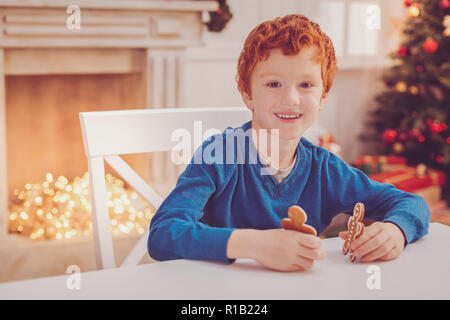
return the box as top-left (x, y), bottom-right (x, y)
top-left (147, 14), bottom-right (430, 272)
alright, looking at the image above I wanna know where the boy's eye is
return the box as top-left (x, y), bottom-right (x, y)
top-left (267, 81), bottom-right (281, 88)
top-left (300, 82), bottom-right (313, 88)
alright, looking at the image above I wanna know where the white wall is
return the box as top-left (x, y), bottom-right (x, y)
top-left (182, 0), bottom-right (404, 163)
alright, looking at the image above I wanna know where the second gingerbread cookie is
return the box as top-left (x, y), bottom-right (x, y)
top-left (281, 205), bottom-right (317, 236)
top-left (342, 202), bottom-right (365, 262)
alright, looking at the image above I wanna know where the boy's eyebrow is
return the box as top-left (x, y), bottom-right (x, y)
top-left (258, 71), bottom-right (281, 78)
top-left (258, 71), bottom-right (321, 79)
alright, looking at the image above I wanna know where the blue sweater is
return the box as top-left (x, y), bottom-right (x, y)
top-left (148, 120), bottom-right (430, 263)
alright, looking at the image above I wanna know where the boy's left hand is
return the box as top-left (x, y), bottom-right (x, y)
top-left (338, 222), bottom-right (405, 263)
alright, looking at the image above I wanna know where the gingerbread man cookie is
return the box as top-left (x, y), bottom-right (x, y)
top-left (281, 205), bottom-right (317, 236)
top-left (342, 202), bottom-right (365, 262)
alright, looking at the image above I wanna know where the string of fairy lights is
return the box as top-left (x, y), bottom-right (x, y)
top-left (8, 172), bottom-right (155, 240)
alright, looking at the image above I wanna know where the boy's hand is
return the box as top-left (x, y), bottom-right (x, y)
top-left (251, 229), bottom-right (326, 272)
top-left (227, 228), bottom-right (326, 272)
top-left (338, 222), bottom-right (405, 263)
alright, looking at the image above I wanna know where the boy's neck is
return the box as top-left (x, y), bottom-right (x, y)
top-left (251, 127), bottom-right (299, 170)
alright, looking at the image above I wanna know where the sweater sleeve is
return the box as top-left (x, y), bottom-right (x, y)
top-left (322, 151), bottom-right (430, 246)
top-left (147, 149), bottom-right (236, 263)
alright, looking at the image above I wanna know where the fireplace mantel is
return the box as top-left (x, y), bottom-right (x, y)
top-left (0, 0), bottom-right (217, 48)
top-left (0, 0), bottom-right (218, 236)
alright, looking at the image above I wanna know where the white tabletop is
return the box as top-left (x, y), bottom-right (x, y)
top-left (1, 223), bottom-right (449, 300)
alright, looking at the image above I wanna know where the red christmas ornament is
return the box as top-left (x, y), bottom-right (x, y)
top-left (418, 135), bottom-right (426, 142)
top-left (404, 0), bottom-right (414, 7)
top-left (428, 120), bottom-right (448, 134)
top-left (416, 65), bottom-right (424, 72)
top-left (397, 46), bottom-right (408, 56)
top-left (216, 8), bottom-right (223, 14)
top-left (441, 0), bottom-right (450, 9)
top-left (447, 137), bottom-right (450, 144)
top-left (423, 38), bottom-right (438, 54)
top-left (383, 129), bottom-right (397, 144)
top-left (436, 155), bottom-right (444, 163)
top-left (430, 123), bottom-right (441, 134)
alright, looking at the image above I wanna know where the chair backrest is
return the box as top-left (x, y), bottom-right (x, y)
top-left (79, 106), bottom-right (252, 269)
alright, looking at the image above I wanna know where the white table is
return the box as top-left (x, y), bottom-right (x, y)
top-left (0, 223), bottom-right (449, 300)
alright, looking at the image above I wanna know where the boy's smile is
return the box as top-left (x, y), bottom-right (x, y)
top-left (241, 46), bottom-right (326, 169)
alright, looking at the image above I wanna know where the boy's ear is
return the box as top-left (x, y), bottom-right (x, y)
top-left (240, 90), bottom-right (254, 111)
top-left (318, 93), bottom-right (328, 112)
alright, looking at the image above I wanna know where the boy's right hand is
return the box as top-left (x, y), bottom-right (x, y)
top-left (227, 228), bottom-right (326, 271)
top-left (252, 229), bottom-right (325, 271)
top-left (227, 228), bottom-right (325, 272)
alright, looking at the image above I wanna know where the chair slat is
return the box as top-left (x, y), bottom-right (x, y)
top-left (79, 106), bottom-right (252, 157)
top-left (104, 155), bottom-right (164, 209)
top-left (104, 155), bottom-right (165, 267)
top-left (88, 156), bottom-right (116, 269)
top-left (121, 229), bottom-right (150, 267)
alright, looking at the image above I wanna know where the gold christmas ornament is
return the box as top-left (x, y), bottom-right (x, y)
top-left (416, 163), bottom-right (427, 177)
top-left (409, 85), bottom-right (419, 95)
top-left (407, 4), bottom-right (420, 18)
top-left (393, 142), bottom-right (404, 154)
top-left (444, 15), bottom-right (450, 37)
top-left (395, 81), bottom-right (408, 93)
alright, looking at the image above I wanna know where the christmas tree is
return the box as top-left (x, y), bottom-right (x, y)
top-left (363, 0), bottom-right (450, 203)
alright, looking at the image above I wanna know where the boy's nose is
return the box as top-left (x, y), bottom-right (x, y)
top-left (281, 86), bottom-right (301, 106)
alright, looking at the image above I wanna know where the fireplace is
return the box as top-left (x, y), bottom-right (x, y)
top-left (0, 0), bottom-right (217, 281)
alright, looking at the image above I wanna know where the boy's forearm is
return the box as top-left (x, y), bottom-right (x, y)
top-left (226, 229), bottom-right (260, 260)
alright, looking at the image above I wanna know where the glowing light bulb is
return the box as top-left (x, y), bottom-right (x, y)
top-left (46, 173), bottom-right (54, 183)
top-left (34, 197), bottom-right (43, 205)
top-left (408, 4), bottom-right (420, 17)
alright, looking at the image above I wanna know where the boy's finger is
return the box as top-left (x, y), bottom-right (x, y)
top-left (361, 240), bottom-right (395, 263)
top-left (293, 255), bottom-right (315, 270)
top-left (297, 245), bottom-right (326, 261)
top-left (353, 232), bottom-right (390, 258)
top-left (351, 222), bottom-right (382, 251)
top-left (296, 233), bottom-right (322, 249)
top-left (378, 248), bottom-right (398, 261)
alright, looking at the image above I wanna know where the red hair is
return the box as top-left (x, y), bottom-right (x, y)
top-left (237, 14), bottom-right (337, 99)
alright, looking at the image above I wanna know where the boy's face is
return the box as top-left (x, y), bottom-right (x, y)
top-left (241, 47), bottom-right (326, 141)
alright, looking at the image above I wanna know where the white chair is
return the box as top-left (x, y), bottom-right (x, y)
top-left (79, 106), bottom-right (252, 269)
